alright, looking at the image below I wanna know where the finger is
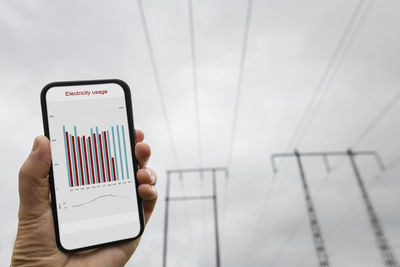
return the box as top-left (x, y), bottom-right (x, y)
top-left (138, 184), bottom-right (157, 201)
top-left (18, 136), bottom-right (51, 219)
top-left (135, 129), bottom-right (144, 143)
top-left (138, 184), bottom-right (158, 222)
top-left (135, 142), bottom-right (151, 169)
top-left (137, 168), bottom-right (157, 185)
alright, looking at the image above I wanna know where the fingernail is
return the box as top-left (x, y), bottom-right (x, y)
top-left (31, 137), bottom-right (39, 153)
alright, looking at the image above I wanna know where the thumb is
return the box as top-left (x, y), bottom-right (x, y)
top-left (18, 136), bottom-right (52, 219)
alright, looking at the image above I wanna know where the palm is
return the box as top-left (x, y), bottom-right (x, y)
top-left (12, 132), bottom-right (156, 267)
top-left (32, 206), bottom-right (141, 266)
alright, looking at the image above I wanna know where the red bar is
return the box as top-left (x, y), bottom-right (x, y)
top-left (83, 136), bottom-right (90, 185)
top-left (88, 137), bottom-right (96, 184)
top-left (71, 136), bottom-right (79, 186)
top-left (93, 133), bottom-right (101, 183)
top-left (103, 131), bottom-right (112, 182)
top-left (65, 132), bottom-right (74, 187)
top-left (99, 134), bottom-right (106, 182)
top-left (112, 157), bottom-right (116, 181)
top-left (77, 137), bottom-right (85, 185)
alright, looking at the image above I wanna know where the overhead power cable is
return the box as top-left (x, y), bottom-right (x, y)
top-left (271, 86), bottom-right (400, 265)
top-left (226, 0), bottom-right (253, 167)
top-left (187, 0), bottom-right (202, 168)
top-left (269, 215), bottom-right (307, 266)
top-left (264, 2), bottom-right (373, 241)
top-left (136, 0), bottom-right (180, 167)
top-left (259, 1), bottom-right (373, 259)
top-left (221, 0), bottom-right (253, 248)
top-left (259, 2), bottom-right (376, 264)
top-left (351, 90), bottom-right (400, 148)
top-left (282, 0), bottom-right (371, 158)
top-left (322, 88), bottom-right (400, 180)
top-left (297, 155), bottom-right (400, 266)
top-left (269, 90), bottom-right (400, 264)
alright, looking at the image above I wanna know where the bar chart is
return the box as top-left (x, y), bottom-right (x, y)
top-left (63, 124), bottom-right (131, 187)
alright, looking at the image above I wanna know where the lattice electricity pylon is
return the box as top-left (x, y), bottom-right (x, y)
top-left (162, 167), bottom-right (228, 267)
top-left (272, 150), bottom-right (398, 267)
top-left (272, 151), bottom-right (330, 267)
top-left (347, 150), bottom-right (398, 267)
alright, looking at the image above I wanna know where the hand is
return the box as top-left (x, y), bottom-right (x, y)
top-left (11, 130), bottom-right (157, 267)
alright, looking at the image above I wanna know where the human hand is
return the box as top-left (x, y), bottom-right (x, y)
top-left (11, 130), bottom-right (157, 267)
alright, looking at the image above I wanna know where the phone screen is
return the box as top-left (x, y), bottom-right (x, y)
top-left (42, 80), bottom-right (143, 251)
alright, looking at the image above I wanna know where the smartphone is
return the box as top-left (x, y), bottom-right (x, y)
top-left (41, 79), bottom-right (144, 252)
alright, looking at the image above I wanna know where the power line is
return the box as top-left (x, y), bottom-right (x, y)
top-left (272, 151), bottom-right (335, 267)
top-left (273, 150), bottom-right (400, 267)
top-left (187, 2), bottom-right (216, 260)
top-left (136, 0), bottom-right (180, 167)
top-left (187, 0), bottom-right (202, 167)
top-left (221, 0), bottom-right (253, 249)
top-left (242, 0), bottom-right (371, 256)
top-left (271, 150), bottom-right (398, 267)
top-left (185, 2), bottom-right (207, 261)
top-left (269, 181), bottom-right (329, 266)
top-left (244, 160), bottom-right (294, 262)
top-left (351, 90), bottom-right (400, 148)
top-left (321, 88), bottom-right (400, 182)
top-left (258, 2), bottom-right (374, 260)
top-left (268, 215), bottom-right (307, 266)
top-left (268, 86), bottom-right (400, 265)
top-left (263, 2), bottom-right (373, 245)
top-left (266, 160), bottom-right (342, 266)
top-left (326, 154), bottom-right (400, 240)
top-left (251, 0), bottom-right (392, 263)
top-left (289, 0), bottom-right (374, 150)
top-left (266, 0), bottom-right (370, 182)
top-left (267, 0), bottom-right (372, 205)
top-left (297, 155), bottom-right (400, 265)
top-left (226, 0), bottom-right (253, 167)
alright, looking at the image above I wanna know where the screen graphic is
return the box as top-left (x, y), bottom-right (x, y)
top-left (62, 125), bottom-right (130, 187)
top-left (45, 82), bottom-right (141, 250)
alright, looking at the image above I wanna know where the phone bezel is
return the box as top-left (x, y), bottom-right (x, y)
top-left (40, 79), bottom-right (145, 253)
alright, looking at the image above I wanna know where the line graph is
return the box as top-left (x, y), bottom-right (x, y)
top-left (72, 194), bottom-right (132, 208)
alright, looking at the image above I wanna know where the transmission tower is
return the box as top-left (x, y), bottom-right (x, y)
top-left (272, 151), bottom-right (330, 267)
top-left (347, 150), bottom-right (398, 267)
top-left (272, 150), bottom-right (398, 267)
top-left (162, 167), bottom-right (228, 267)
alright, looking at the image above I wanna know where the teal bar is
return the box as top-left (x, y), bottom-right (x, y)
top-left (74, 126), bottom-right (81, 184)
top-left (117, 125), bottom-right (124, 179)
top-left (122, 125), bottom-right (129, 179)
top-left (112, 126), bottom-right (119, 180)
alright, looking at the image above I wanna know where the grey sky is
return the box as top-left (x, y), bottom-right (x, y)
top-left (1, 0), bottom-right (400, 266)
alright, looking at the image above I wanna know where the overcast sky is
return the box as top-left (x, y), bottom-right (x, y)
top-left (1, 0), bottom-right (400, 266)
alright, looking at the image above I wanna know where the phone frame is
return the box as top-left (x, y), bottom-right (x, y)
top-left (40, 79), bottom-right (145, 253)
